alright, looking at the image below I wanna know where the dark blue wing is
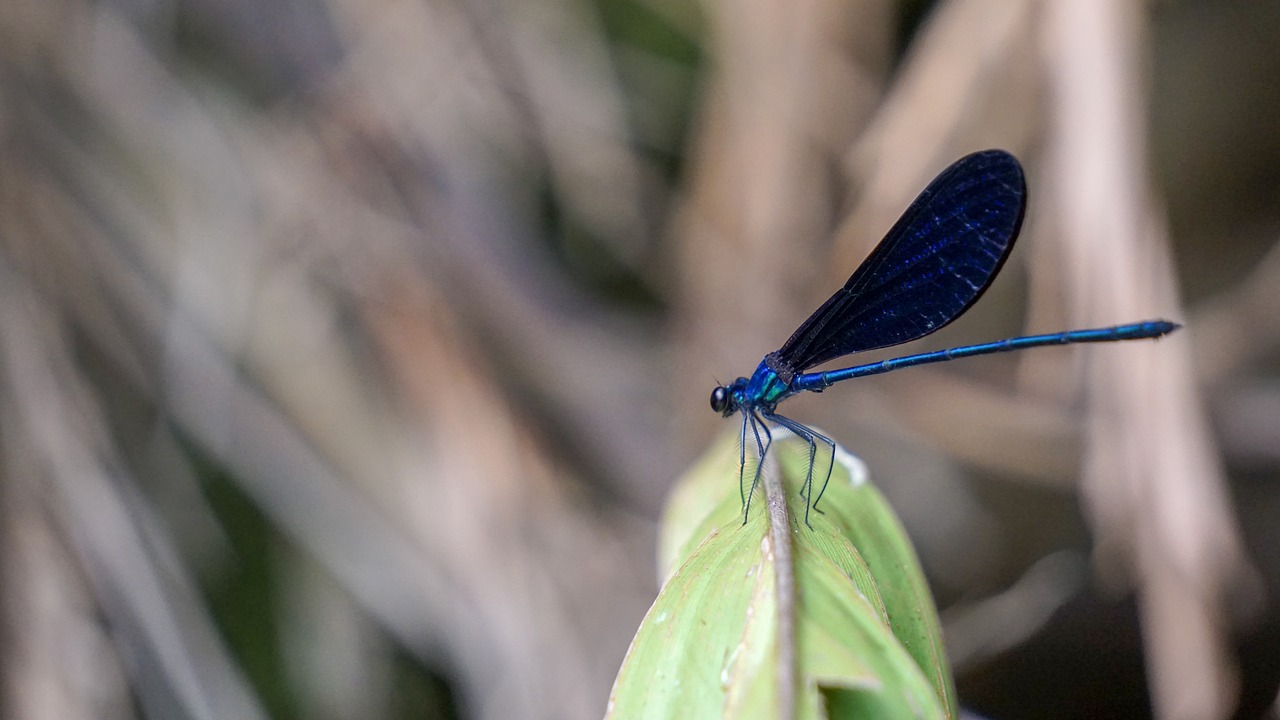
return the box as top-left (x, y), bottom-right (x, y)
top-left (773, 149), bottom-right (1026, 373)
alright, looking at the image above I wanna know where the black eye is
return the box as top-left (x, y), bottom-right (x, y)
top-left (710, 386), bottom-right (728, 413)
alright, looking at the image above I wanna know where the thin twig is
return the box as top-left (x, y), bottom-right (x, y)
top-left (762, 447), bottom-right (795, 720)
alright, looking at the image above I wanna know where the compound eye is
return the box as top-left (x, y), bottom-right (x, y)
top-left (710, 386), bottom-right (729, 413)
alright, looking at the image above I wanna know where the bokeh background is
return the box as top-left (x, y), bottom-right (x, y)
top-left (1, 0), bottom-right (1278, 718)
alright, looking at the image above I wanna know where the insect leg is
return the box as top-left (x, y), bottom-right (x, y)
top-left (764, 412), bottom-right (821, 527)
top-left (741, 411), bottom-right (772, 524)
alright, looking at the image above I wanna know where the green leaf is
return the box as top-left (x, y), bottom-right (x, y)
top-left (607, 431), bottom-right (956, 720)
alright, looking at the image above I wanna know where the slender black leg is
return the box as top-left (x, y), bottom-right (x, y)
top-left (763, 414), bottom-right (838, 525)
top-left (762, 412), bottom-right (814, 525)
top-left (742, 411), bottom-right (772, 525)
top-left (803, 426), bottom-right (837, 514)
top-left (737, 413), bottom-right (749, 511)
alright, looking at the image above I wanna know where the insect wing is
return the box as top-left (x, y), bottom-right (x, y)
top-left (773, 149), bottom-right (1026, 372)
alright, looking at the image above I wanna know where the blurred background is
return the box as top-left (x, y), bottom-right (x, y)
top-left (0, 0), bottom-right (1278, 718)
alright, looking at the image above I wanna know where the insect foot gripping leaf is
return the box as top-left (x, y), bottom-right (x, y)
top-left (605, 431), bottom-right (957, 720)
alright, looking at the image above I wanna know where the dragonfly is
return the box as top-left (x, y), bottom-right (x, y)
top-left (709, 149), bottom-right (1178, 526)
